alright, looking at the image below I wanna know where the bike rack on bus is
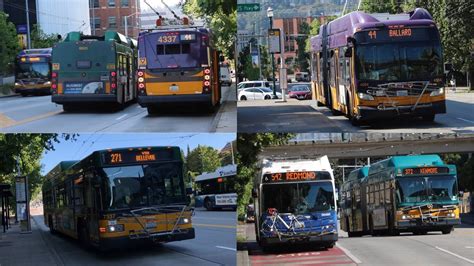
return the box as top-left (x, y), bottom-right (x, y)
top-left (401, 204), bottom-right (457, 223)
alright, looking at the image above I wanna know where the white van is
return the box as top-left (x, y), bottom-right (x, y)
top-left (220, 66), bottom-right (232, 86)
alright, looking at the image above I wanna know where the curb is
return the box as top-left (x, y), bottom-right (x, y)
top-left (0, 93), bottom-right (19, 98)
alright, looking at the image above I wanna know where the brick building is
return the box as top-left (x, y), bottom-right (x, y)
top-left (89, 0), bottom-right (140, 38)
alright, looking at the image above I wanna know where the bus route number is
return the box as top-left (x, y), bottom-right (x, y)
top-left (110, 153), bottom-right (122, 163)
top-left (271, 173), bottom-right (282, 181)
top-left (158, 35), bottom-right (177, 43)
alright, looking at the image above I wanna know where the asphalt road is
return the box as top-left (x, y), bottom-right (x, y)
top-left (33, 209), bottom-right (236, 265)
top-left (0, 85), bottom-right (236, 133)
top-left (237, 92), bottom-right (474, 133)
top-left (242, 219), bottom-right (474, 265)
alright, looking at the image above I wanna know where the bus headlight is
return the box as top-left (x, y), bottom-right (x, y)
top-left (44, 81), bottom-right (51, 85)
top-left (178, 217), bottom-right (190, 224)
top-left (15, 82), bottom-right (20, 86)
top-left (107, 224), bottom-right (124, 232)
top-left (401, 215), bottom-right (408, 220)
top-left (447, 212), bottom-right (456, 218)
top-left (430, 87), bottom-right (444, 96)
top-left (358, 92), bottom-right (374, 101)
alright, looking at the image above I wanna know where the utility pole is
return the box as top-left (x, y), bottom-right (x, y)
top-left (91, 0), bottom-right (96, 35)
top-left (25, 0), bottom-right (31, 49)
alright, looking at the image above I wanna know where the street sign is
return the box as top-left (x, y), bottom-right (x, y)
top-left (16, 25), bottom-right (27, 34)
top-left (268, 29), bottom-right (281, 54)
top-left (237, 3), bottom-right (260, 12)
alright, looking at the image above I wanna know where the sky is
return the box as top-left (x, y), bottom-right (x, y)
top-left (40, 133), bottom-right (235, 175)
top-left (140, 0), bottom-right (182, 11)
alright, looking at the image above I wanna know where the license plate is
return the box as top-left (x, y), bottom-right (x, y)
top-left (100, 75), bottom-right (109, 81)
top-left (169, 85), bottom-right (179, 92)
top-left (145, 222), bottom-right (157, 229)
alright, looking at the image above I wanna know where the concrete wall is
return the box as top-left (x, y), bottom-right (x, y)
top-left (37, 0), bottom-right (91, 37)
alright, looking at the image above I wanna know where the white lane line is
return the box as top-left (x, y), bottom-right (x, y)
top-left (435, 246), bottom-right (474, 264)
top-left (457, 117), bottom-right (474, 124)
top-left (216, 246), bottom-right (236, 251)
top-left (115, 114), bottom-right (128, 120)
top-left (336, 242), bottom-right (362, 264)
top-left (466, 246), bottom-right (474, 249)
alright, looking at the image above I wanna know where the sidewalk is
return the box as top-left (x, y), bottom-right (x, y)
top-left (214, 84), bottom-right (237, 132)
top-left (0, 216), bottom-right (61, 265)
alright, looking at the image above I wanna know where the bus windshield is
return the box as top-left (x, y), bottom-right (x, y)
top-left (16, 62), bottom-right (50, 79)
top-left (356, 42), bottom-right (443, 82)
top-left (100, 163), bottom-right (186, 210)
top-left (262, 181), bottom-right (335, 215)
top-left (395, 175), bottom-right (458, 206)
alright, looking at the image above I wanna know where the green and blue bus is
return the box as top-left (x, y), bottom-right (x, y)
top-left (51, 31), bottom-right (138, 111)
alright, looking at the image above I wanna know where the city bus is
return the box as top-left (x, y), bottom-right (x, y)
top-left (310, 8), bottom-right (445, 125)
top-left (137, 18), bottom-right (222, 114)
top-left (253, 156), bottom-right (338, 249)
top-left (51, 31), bottom-right (138, 112)
top-left (341, 155), bottom-right (460, 237)
top-left (42, 146), bottom-right (195, 250)
top-left (194, 164), bottom-right (237, 211)
top-left (14, 48), bottom-right (52, 96)
top-left (340, 166), bottom-right (369, 237)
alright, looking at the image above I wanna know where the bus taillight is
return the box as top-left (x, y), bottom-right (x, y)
top-left (202, 68), bottom-right (211, 93)
top-left (204, 68), bottom-right (211, 75)
top-left (137, 71), bottom-right (146, 95)
top-left (51, 72), bottom-right (58, 94)
top-left (110, 71), bottom-right (117, 93)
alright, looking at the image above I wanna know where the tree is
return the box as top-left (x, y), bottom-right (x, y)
top-left (182, 0), bottom-right (236, 59)
top-left (236, 133), bottom-right (294, 220)
top-left (0, 12), bottom-right (21, 75)
top-left (0, 134), bottom-right (76, 207)
top-left (295, 21), bottom-right (310, 72)
top-left (186, 145), bottom-right (221, 177)
top-left (30, 25), bottom-right (60, 49)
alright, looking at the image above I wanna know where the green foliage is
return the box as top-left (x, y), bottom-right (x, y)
top-left (236, 133), bottom-right (294, 220)
top-left (295, 21), bottom-right (310, 72)
top-left (237, 44), bottom-right (269, 81)
top-left (441, 153), bottom-right (474, 192)
top-left (183, 0), bottom-right (236, 59)
top-left (186, 145), bottom-right (221, 176)
top-left (0, 12), bottom-right (21, 75)
top-left (30, 25), bottom-right (60, 49)
top-left (359, 0), bottom-right (402, 13)
top-left (0, 134), bottom-right (76, 206)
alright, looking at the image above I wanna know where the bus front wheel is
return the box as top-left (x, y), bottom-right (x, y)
top-left (422, 114), bottom-right (435, 122)
top-left (325, 242), bottom-right (335, 249)
top-left (441, 227), bottom-right (453, 234)
top-left (204, 198), bottom-right (213, 211)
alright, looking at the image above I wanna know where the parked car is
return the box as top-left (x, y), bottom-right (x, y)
top-left (220, 65), bottom-right (232, 86)
top-left (238, 87), bottom-right (282, 101)
top-left (237, 81), bottom-right (271, 92)
top-left (295, 72), bottom-right (311, 82)
top-left (288, 84), bottom-right (312, 100)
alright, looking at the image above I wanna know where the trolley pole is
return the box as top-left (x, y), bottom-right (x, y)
top-left (25, 0), bottom-right (31, 49)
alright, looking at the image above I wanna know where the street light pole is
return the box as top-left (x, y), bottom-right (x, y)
top-left (25, 0), bottom-right (31, 49)
top-left (267, 7), bottom-right (277, 98)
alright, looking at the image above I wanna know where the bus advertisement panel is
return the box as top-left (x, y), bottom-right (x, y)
top-left (14, 48), bottom-right (52, 96)
top-left (51, 31), bottom-right (137, 112)
top-left (310, 8), bottom-right (445, 125)
top-left (42, 146), bottom-right (194, 250)
top-left (341, 154), bottom-right (460, 237)
top-left (195, 164), bottom-right (237, 210)
top-left (137, 19), bottom-right (222, 114)
top-left (253, 156), bottom-right (338, 249)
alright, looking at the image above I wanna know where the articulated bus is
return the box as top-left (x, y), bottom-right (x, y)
top-left (43, 146), bottom-right (195, 250)
top-left (340, 155), bottom-right (460, 237)
top-left (14, 48), bottom-right (52, 96)
top-left (137, 18), bottom-right (222, 114)
top-left (310, 8), bottom-right (445, 125)
top-left (51, 31), bottom-right (138, 112)
top-left (195, 164), bottom-right (237, 211)
top-left (253, 156), bottom-right (338, 249)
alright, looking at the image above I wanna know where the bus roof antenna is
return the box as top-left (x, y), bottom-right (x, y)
top-left (160, 0), bottom-right (181, 20)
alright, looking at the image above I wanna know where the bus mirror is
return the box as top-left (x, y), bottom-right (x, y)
top-left (186, 187), bottom-right (193, 195)
top-left (344, 49), bottom-right (352, 58)
top-left (252, 188), bottom-right (258, 198)
top-left (219, 55), bottom-right (225, 62)
top-left (57, 34), bottom-right (62, 40)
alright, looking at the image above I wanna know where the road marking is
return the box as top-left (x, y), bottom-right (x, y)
top-left (216, 245), bottom-right (236, 251)
top-left (435, 246), bottom-right (474, 264)
top-left (193, 223), bottom-right (236, 229)
top-left (466, 246), bottom-right (474, 249)
top-left (0, 113), bottom-right (17, 128)
top-left (337, 242), bottom-right (362, 264)
top-left (1, 110), bottom-right (62, 128)
top-left (457, 117), bottom-right (474, 124)
top-left (115, 114), bottom-right (128, 120)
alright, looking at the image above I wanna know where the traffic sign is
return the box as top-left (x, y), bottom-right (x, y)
top-left (268, 29), bottom-right (281, 54)
top-left (237, 3), bottom-right (260, 12)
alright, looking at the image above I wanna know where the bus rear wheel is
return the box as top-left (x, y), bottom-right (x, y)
top-left (422, 114), bottom-right (435, 122)
top-left (441, 226), bottom-right (453, 234)
top-left (147, 106), bottom-right (159, 114)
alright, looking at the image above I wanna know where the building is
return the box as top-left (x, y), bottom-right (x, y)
top-left (1, 0), bottom-right (37, 33)
top-left (37, 0), bottom-right (91, 37)
top-left (90, 0), bottom-right (140, 38)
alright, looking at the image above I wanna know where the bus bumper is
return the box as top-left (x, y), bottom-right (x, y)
top-left (397, 218), bottom-right (460, 230)
top-left (260, 232), bottom-right (338, 247)
top-left (357, 100), bottom-right (446, 121)
top-left (98, 228), bottom-right (195, 250)
top-left (138, 94), bottom-right (212, 107)
top-left (52, 94), bottom-right (118, 104)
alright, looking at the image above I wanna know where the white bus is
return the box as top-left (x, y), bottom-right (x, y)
top-left (195, 164), bottom-right (237, 210)
top-left (253, 156), bottom-right (338, 249)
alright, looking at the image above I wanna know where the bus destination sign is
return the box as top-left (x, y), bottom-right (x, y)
top-left (402, 167), bottom-right (449, 176)
top-left (103, 149), bottom-right (174, 165)
top-left (263, 171), bottom-right (331, 183)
